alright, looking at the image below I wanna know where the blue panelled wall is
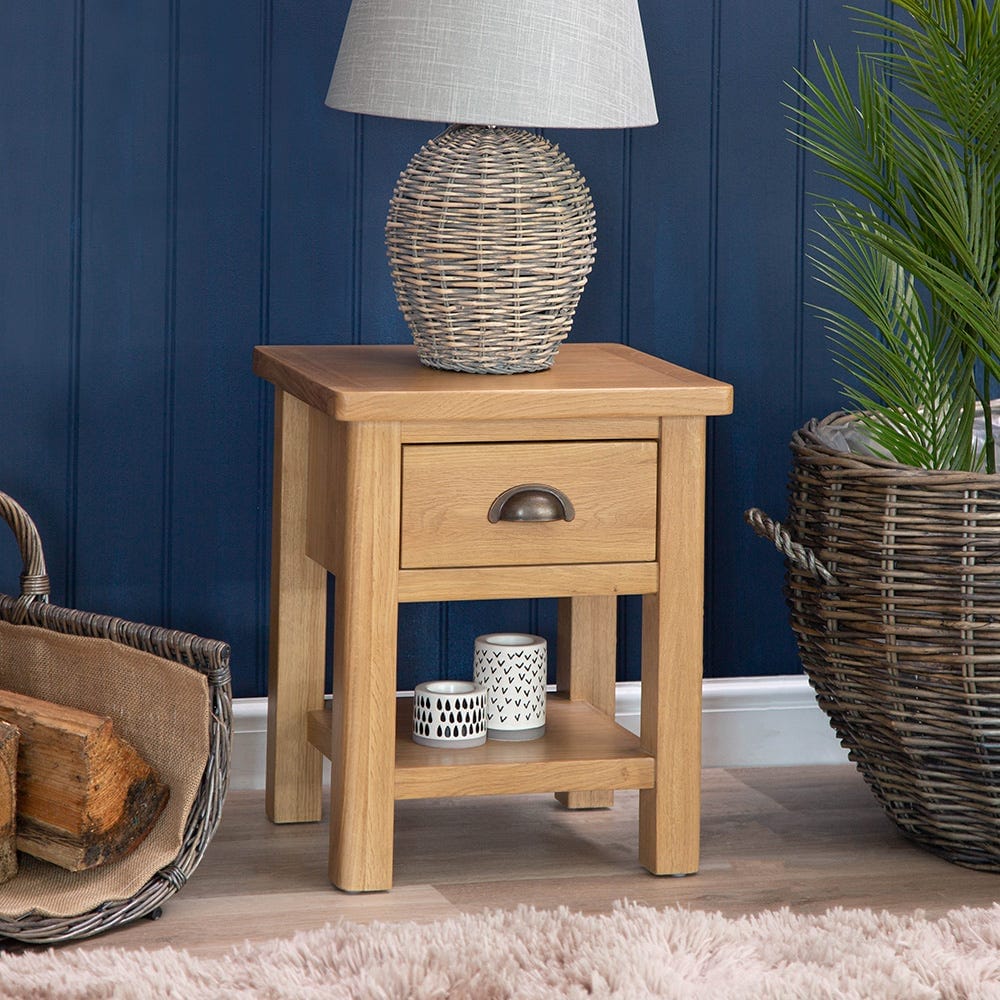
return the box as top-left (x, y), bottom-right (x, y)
top-left (1, 2), bottom-right (874, 698)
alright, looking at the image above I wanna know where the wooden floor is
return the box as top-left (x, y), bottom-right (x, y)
top-left (61, 765), bottom-right (1000, 955)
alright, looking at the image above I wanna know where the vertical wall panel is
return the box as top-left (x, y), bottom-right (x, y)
top-left (796, 2), bottom-right (876, 424)
top-left (628, 5), bottom-right (716, 372)
top-left (547, 129), bottom-right (628, 344)
top-left (73, 0), bottom-right (172, 625)
top-left (167, 0), bottom-right (267, 697)
top-left (708, 0), bottom-right (810, 676)
top-left (0, 6), bottom-right (78, 597)
top-left (270, 0), bottom-right (354, 345)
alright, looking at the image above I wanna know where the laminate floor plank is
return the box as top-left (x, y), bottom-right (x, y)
top-left (30, 765), bottom-right (1000, 956)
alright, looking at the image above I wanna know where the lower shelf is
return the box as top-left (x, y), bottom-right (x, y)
top-left (307, 693), bottom-right (655, 801)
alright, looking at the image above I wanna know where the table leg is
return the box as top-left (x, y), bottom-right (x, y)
top-left (265, 392), bottom-right (328, 824)
top-left (638, 416), bottom-right (706, 876)
top-left (555, 595), bottom-right (617, 809)
top-left (327, 420), bottom-right (401, 892)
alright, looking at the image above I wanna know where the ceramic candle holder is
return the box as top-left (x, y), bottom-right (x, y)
top-left (473, 633), bottom-right (547, 741)
top-left (411, 680), bottom-right (488, 749)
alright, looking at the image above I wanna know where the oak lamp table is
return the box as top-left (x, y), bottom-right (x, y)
top-left (253, 343), bottom-right (733, 892)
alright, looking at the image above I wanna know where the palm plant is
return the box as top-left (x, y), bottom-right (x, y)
top-left (789, 0), bottom-right (999, 471)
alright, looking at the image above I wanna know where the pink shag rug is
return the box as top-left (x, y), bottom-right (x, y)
top-left (3, 901), bottom-right (1000, 998)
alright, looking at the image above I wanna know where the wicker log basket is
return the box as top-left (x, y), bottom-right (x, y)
top-left (747, 412), bottom-right (1000, 871)
top-left (0, 492), bottom-right (232, 942)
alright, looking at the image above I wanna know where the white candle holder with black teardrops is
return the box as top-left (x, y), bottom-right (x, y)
top-left (473, 633), bottom-right (547, 741)
top-left (411, 680), bottom-right (488, 749)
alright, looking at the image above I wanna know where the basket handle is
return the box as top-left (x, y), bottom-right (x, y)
top-left (0, 492), bottom-right (51, 610)
top-left (744, 507), bottom-right (836, 584)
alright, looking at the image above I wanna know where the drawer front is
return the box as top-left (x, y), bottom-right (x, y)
top-left (400, 441), bottom-right (658, 569)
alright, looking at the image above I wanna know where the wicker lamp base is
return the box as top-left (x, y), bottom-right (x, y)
top-left (385, 125), bottom-right (597, 375)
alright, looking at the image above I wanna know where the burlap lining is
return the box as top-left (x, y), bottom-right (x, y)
top-left (0, 619), bottom-right (209, 918)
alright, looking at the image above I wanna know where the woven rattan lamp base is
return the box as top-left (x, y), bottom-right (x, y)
top-left (386, 125), bottom-right (597, 375)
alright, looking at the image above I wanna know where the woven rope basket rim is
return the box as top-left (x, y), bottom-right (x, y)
top-left (794, 411), bottom-right (1000, 487)
top-left (779, 412), bottom-right (1000, 871)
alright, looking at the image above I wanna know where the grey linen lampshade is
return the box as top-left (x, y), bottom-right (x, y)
top-left (325, 0), bottom-right (658, 129)
top-left (323, 0), bottom-right (658, 374)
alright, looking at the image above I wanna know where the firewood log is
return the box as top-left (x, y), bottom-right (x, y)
top-left (0, 720), bottom-right (16, 884)
top-left (0, 688), bottom-right (169, 872)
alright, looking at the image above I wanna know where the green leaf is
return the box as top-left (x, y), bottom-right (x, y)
top-left (788, 0), bottom-right (1000, 471)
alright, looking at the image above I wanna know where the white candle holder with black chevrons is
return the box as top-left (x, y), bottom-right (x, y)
top-left (473, 633), bottom-right (547, 741)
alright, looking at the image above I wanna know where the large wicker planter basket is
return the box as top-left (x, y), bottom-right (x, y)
top-left (748, 412), bottom-right (1000, 871)
top-left (0, 492), bottom-right (232, 942)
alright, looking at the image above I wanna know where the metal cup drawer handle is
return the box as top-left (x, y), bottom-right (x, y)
top-left (487, 484), bottom-right (576, 523)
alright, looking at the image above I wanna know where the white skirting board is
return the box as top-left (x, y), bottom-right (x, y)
top-left (229, 675), bottom-right (848, 792)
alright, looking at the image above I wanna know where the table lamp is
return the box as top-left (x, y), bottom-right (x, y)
top-left (325, 0), bottom-right (657, 374)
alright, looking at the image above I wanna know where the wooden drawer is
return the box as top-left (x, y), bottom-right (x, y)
top-left (400, 441), bottom-right (658, 569)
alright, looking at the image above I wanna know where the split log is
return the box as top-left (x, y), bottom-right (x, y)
top-left (0, 720), bottom-right (17, 884)
top-left (0, 688), bottom-right (169, 872)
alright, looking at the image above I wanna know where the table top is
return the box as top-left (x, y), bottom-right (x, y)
top-left (253, 343), bottom-right (733, 423)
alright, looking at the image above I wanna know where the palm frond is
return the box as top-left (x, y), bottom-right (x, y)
top-left (788, 0), bottom-right (1000, 471)
top-left (810, 215), bottom-right (982, 468)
